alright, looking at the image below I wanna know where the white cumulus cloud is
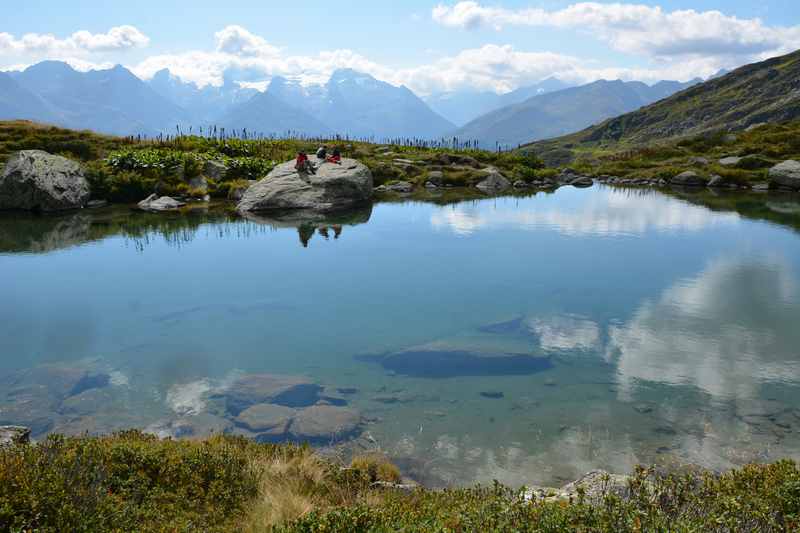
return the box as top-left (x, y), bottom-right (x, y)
top-left (432, 2), bottom-right (800, 61)
top-left (0, 25), bottom-right (149, 56)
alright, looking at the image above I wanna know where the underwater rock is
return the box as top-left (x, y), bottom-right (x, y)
top-left (223, 374), bottom-right (323, 414)
top-left (480, 391), bottom-right (504, 399)
top-left (362, 345), bottom-right (552, 378)
top-left (289, 405), bottom-right (362, 444)
top-left (235, 403), bottom-right (296, 435)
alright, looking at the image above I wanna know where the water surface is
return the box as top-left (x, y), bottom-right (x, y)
top-left (2, 186), bottom-right (800, 487)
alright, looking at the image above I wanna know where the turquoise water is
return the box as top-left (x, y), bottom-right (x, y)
top-left (2, 186), bottom-right (800, 487)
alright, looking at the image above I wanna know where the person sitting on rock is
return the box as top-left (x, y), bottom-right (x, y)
top-left (316, 145), bottom-right (327, 160)
top-left (295, 151), bottom-right (316, 176)
top-left (326, 147), bottom-right (342, 164)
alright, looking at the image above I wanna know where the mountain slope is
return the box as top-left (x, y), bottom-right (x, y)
top-left (0, 72), bottom-right (61, 124)
top-left (12, 61), bottom-right (190, 136)
top-left (524, 49), bottom-right (800, 164)
top-left (216, 91), bottom-right (333, 137)
top-left (424, 78), bottom-right (571, 127)
top-left (453, 78), bottom-right (699, 149)
top-left (148, 69), bottom-right (257, 124)
top-left (266, 70), bottom-right (455, 139)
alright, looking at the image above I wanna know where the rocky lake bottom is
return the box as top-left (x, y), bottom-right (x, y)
top-left (2, 185), bottom-right (800, 487)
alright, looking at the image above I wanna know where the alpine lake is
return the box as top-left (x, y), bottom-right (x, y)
top-left (3, 184), bottom-right (800, 488)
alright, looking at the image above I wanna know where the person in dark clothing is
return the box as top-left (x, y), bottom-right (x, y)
top-left (316, 145), bottom-right (327, 160)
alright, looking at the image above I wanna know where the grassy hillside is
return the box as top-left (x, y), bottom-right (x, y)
top-left (563, 120), bottom-right (800, 185)
top-left (1, 431), bottom-right (799, 532)
top-left (525, 49), bottom-right (800, 166)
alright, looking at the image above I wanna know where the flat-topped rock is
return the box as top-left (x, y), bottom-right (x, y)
top-left (0, 150), bottom-right (90, 211)
top-left (289, 405), bottom-right (361, 443)
top-left (235, 403), bottom-right (296, 434)
top-left (223, 374), bottom-right (323, 414)
top-left (237, 158), bottom-right (372, 213)
top-left (138, 194), bottom-right (186, 212)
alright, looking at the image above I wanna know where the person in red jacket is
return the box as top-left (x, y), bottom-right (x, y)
top-left (295, 151), bottom-right (315, 175)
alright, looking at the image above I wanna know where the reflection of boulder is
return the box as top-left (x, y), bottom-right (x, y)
top-left (241, 204), bottom-right (372, 247)
top-left (608, 257), bottom-right (800, 399)
top-left (237, 158), bottom-right (372, 213)
top-left (0, 212), bottom-right (92, 253)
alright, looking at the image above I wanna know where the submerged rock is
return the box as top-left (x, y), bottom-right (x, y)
top-left (235, 403), bottom-right (295, 434)
top-left (237, 158), bottom-right (372, 213)
top-left (223, 374), bottom-right (323, 414)
top-left (289, 405), bottom-right (361, 443)
top-left (480, 391), bottom-right (504, 399)
top-left (0, 150), bottom-right (90, 211)
top-left (363, 346), bottom-right (551, 378)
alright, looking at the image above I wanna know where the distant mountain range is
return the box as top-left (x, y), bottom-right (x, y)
top-left (525, 49), bottom-right (800, 165)
top-left (423, 78), bottom-right (572, 126)
top-left (452, 78), bottom-right (701, 149)
top-left (0, 59), bottom-right (713, 145)
top-left (220, 69), bottom-right (455, 139)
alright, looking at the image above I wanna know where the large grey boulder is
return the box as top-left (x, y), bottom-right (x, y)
top-left (0, 150), bottom-right (90, 211)
top-left (203, 160), bottom-right (228, 181)
top-left (670, 171), bottom-right (708, 186)
top-left (237, 158), bottom-right (372, 213)
top-left (476, 171), bottom-right (511, 193)
top-left (769, 160), bottom-right (800, 190)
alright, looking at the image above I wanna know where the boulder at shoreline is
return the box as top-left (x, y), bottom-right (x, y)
top-left (0, 150), bottom-right (90, 211)
top-left (237, 158), bottom-right (372, 213)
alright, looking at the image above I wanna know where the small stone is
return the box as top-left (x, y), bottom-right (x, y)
top-left (480, 391), bottom-right (504, 399)
top-left (719, 156), bottom-right (742, 166)
top-left (634, 404), bottom-right (654, 414)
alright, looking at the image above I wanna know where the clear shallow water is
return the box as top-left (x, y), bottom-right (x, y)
top-left (2, 186), bottom-right (800, 487)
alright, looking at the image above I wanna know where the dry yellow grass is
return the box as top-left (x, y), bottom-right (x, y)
top-left (240, 447), bottom-right (403, 531)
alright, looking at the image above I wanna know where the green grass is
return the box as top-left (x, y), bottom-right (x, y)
top-left (2, 431), bottom-right (799, 532)
top-left (0, 120), bottom-right (547, 202)
top-left (550, 120), bottom-right (800, 184)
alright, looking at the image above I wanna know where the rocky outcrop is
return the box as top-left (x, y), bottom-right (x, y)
top-left (0, 150), bottom-right (90, 211)
top-left (0, 425), bottom-right (30, 446)
top-left (525, 470), bottom-right (631, 504)
top-left (769, 160), bottom-right (800, 190)
top-left (476, 171), bottom-right (511, 193)
top-left (670, 171), bottom-right (708, 187)
top-left (386, 181), bottom-right (414, 193)
top-left (203, 160), bottom-right (228, 181)
top-left (237, 158), bottom-right (372, 213)
top-left (137, 194), bottom-right (186, 212)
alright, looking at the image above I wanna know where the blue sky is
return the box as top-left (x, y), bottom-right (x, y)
top-left (2, 1), bottom-right (799, 94)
